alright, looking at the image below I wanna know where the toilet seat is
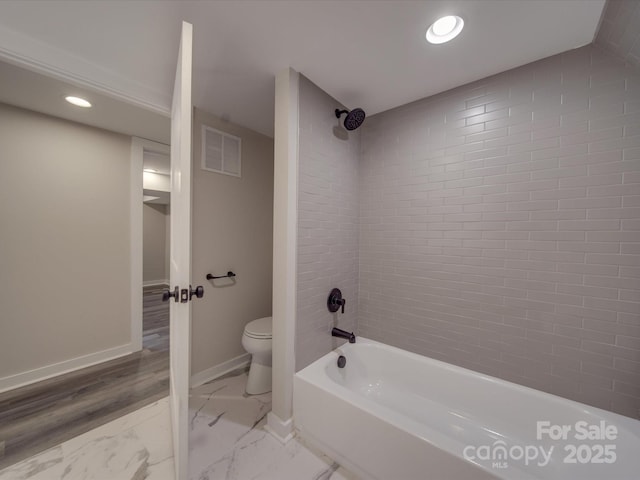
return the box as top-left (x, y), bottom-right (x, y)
top-left (244, 316), bottom-right (272, 339)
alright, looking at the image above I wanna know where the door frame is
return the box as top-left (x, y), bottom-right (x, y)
top-left (130, 136), bottom-right (171, 352)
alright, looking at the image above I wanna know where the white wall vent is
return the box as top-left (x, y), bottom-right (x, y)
top-left (201, 125), bottom-right (241, 177)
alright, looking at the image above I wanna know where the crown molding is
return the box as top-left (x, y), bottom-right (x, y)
top-left (0, 25), bottom-right (170, 117)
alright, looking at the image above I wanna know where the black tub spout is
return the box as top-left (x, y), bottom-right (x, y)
top-left (332, 327), bottom-right (356, 343)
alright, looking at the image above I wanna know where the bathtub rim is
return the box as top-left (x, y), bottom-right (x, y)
top-left (296, 336), bottom-right (640, 434)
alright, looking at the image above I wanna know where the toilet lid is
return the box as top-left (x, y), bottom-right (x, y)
top-left (244, 316), bottom-right (272, 339)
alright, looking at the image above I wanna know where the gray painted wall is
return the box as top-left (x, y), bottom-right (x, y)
top-left (295, 76), bottom-right (360, 371)
top-left (143, 203), bottom-right (169, 284)
top-left (0, 103), bottom-right (131, 380)
top-left (191, 108), bottom-right (274, 377)
top-left (358, 45), bottom-right (640, 418)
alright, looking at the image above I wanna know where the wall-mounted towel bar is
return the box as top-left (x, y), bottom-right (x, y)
top-left (206, 271), bottom-right (236, 280)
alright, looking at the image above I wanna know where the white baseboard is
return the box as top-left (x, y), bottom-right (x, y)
top-left (0, 343), bottom-right (134, 394)
top-left (190, 353), bottom-right (251, 388)
top-left (265, 412), bottom-right (295, 444)
top-left (143, 279), bottom-right (169, 287)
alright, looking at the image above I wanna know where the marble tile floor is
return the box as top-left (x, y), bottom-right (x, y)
top-left (0, 397), bottom-right (175, 480)
top-left (0, 370), bottom-right (358, 480)
top-left (189, 370), bottom-right (357, 480)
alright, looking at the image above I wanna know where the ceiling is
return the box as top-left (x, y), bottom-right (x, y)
top-left (0, 1), bottom-right (606, 139)
top-left (0, 60), bottom-right (170, 144)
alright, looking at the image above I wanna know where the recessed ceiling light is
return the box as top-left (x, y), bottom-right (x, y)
top-left (426, 15), bottom-right (464, 44)
top-left (65, 96), bottom-right (92, 108)
top-left (143, 168), bottom-right (158, 173)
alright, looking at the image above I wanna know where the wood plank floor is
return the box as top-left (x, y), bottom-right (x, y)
top-left (0, 286), bottom-right (169, 470)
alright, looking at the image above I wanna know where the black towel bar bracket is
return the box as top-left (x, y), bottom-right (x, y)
top-left (206, 271), bottom-right (236, 280)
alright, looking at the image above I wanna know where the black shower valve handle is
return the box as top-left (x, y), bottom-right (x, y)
top-left (327, 288), bottom-right (346, 314)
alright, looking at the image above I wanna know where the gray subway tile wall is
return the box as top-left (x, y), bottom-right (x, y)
top-left (296, 75), bottom-right (360, 371)
top-left (358, 45), bottom-right (640, 418)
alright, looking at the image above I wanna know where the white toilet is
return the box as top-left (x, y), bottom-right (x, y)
top-left (241, 316), bottom-right (272, 395)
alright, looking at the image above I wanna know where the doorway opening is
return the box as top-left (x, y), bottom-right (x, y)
top-left (141, 148), bottom-right (171, 353)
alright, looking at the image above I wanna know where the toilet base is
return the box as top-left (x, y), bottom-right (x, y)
top-left (246, 362), bottom-right (272, 395)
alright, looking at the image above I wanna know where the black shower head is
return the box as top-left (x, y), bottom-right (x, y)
top-left (335, 108), bottom-right (366, 131)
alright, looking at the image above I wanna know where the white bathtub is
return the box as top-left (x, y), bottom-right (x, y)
top-left (293, 337), bottom-right (640, 480)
